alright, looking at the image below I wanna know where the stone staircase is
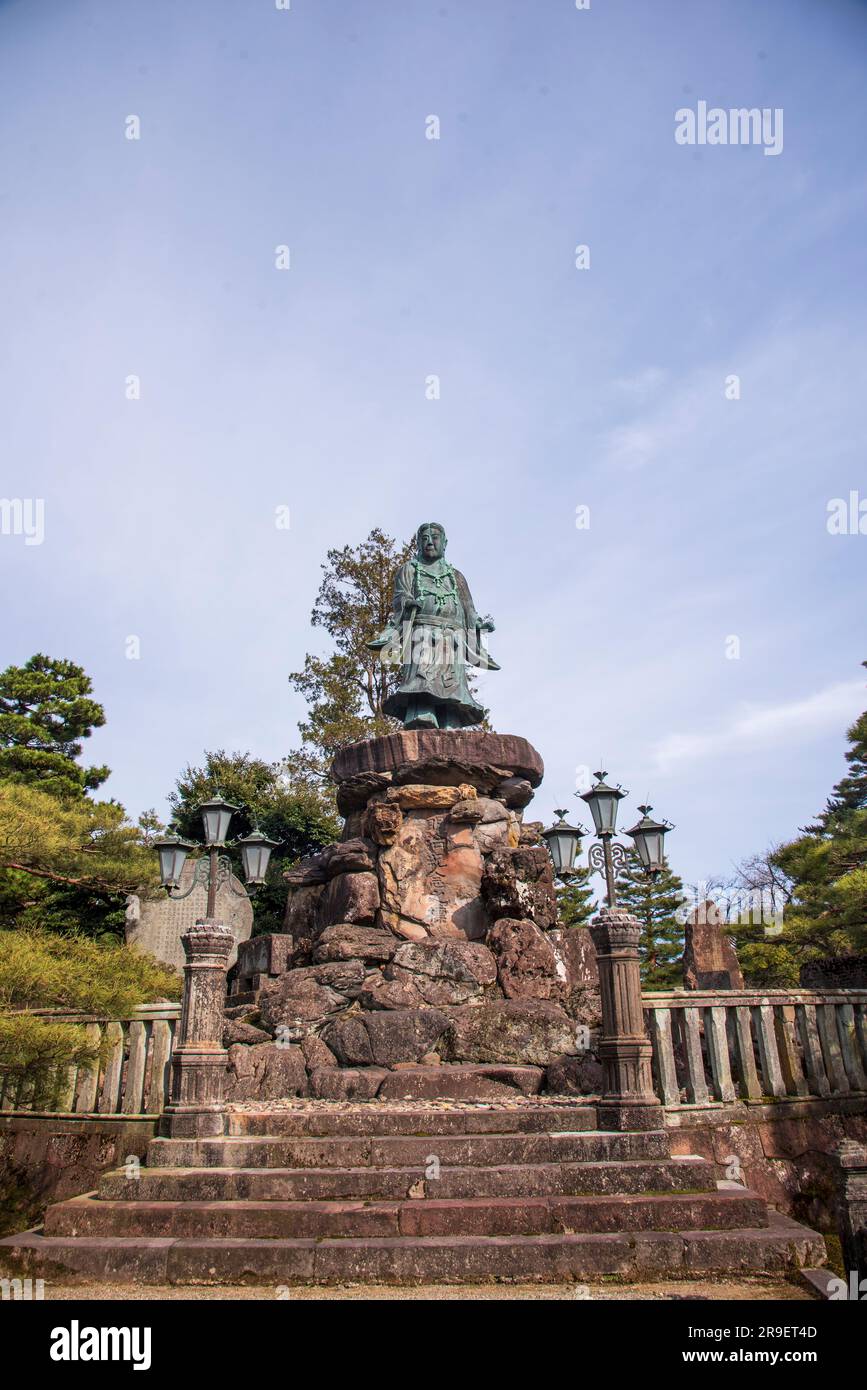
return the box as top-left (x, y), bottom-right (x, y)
top-left (0, 1103), bottom-right (825, 1286)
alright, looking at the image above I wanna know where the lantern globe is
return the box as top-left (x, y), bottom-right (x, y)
top-left (580, 771), bottom-right (627, 836)
top-left (154, 832), bottom-right (196, 889)
top-left (626, 804), bottom-right (673, 872)
top-left (542, 810), bottom-right (586, 879)
top-left (199, 795), bottom-right (239, 847)
top-left (238, 827), bottom-right (280, 885)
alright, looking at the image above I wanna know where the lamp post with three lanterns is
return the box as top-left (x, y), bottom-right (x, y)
top-left (153, 796), bottom-right (279, 1141)
top-left (542, 772), bottom-right (674, 905)
top-left (542, 771), bottom-right (675, 1133)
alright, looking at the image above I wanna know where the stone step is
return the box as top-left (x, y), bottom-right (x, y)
top-left (146, 1129), bottom-right (671, 1170)
top-left (375, 1065), bottom-right (545, 1102)
top-left (44, 1188), bottom-right (767, 1240)
top-left (0, 1212), bottom-right (825, 1285)
top-left (226, 1104), bottom-right (597, 1138)
top-left (98, 1155), bottom-right (716, 1203)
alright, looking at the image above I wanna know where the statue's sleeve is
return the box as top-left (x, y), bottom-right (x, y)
top-left (455, 569), bottom-right (499, 670)
top-left (392, 561), bottom-right (416, 623)
top-left (454, 569), bottom-right (480, 628)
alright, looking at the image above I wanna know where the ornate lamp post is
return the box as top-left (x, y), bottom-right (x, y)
top-left (154, 796), bottom-right (279, 913)
top-left (543, 772), bottom-right (675, 1133)
top-left (153, 798), bottom-right (279, 1140)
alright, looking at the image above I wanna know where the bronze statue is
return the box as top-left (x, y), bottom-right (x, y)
top-left (368, 522), bottom-right (499, 729)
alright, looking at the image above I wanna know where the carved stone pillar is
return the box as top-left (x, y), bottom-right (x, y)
top-left (160, 919), bottom-right (233, 1138)
top-left (589, 907), bottom-right (661, 1131)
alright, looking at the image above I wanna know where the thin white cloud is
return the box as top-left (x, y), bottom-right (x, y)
top-left (650, 679), bottom-right (865, 775)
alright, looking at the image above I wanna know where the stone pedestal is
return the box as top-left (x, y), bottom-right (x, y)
top-left (224, 732), bottom-right (605, 1101)
top-left (590, 908), bottom-right (661, 1131)
top-left (286, 729), bottom-right (546, 948)
top-left (160, 919), bottom-right (234, 1138)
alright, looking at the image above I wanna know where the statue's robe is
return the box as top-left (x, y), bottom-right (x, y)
top-left (376, 559), bottom-right (498, 728)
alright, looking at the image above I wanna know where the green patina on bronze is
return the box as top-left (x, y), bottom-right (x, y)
top-left (367, 521), bottom-right (499, 730)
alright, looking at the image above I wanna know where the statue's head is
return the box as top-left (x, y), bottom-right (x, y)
top-left (416, 522), bottom-right (447, 561)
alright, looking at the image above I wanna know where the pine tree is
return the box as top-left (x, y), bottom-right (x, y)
top-left (818, 667), bottom-right (867, 830)
top-left (615, 846), bottom-right (686, 989)
top-left (0, 654), bottom-right (109, 798)
top-left (770, 665), bottom-right (867, 958)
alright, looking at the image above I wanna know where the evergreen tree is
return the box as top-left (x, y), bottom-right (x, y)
top-left (0, 654), bottom-right (110, 798)
top-left (816, 665), bottom-right (867, 829)
top-left (556, 864), bottom-right (596, 928)
top-left (0, 781), bottom-right (159, 940)
top-left (286, 529), bottom-right (415, 778)
top-left (766, 663), bottom-right (867, 960)
top-left (168, 750), bottom-right (340, 934)
top-left (615, 846), bottom-right (686, 989)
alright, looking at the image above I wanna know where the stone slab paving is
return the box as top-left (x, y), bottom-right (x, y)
top-left (38, 1278), bottom-right (813, 1301)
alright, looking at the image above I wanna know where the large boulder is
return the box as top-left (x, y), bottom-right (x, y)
top-left (320, 838), bottom-right (377, 878)
top-left (385, 783), bottom-right (476, 811)
top-left (319, 871), bottom-right (380, 927)
top-left (488, 918), bottom-right (565, 1002)
top-left (321, 1016), bottom-right (373, 1066)
top-left (258, 960), bottom-right (366, 1034)
top-left (223, 1019), bottom-right (271, 1047)
top-left (330, 729), bottom-right (543, 790)
top-left (548, 928), bottom-right (602, 1024)
top-left (224, 1042), bottom-right (307, 1101)
top-left (481, 846), bottom-right (557, 930)
top-left (324, 1008), bottom-right (451, 1068)
top-left (442, 999), bottom-right (579, 1066)
top-left (377, 811), bottom-right (487, 941)
top-left (546, 1052), bottom-right (604, 1096)
top-left (301, 1033), bottom-right (338, 1070)
top-left (362, 939), bottom-right (497, 1010)
top-left (282, 883), bottom-right (324, 961)
top-left (496, 777), bottom-right (534, 809)
top-left (313, 924), bottom-right (397, 965)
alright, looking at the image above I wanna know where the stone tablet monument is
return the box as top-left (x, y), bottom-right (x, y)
top-left (125, 858), bottom-right (253, 972)
top-left (682, 899), bottom-right (744, 990)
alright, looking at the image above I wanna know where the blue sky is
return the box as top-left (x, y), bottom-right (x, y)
top-left (1, 0), bottom-right (865, 890)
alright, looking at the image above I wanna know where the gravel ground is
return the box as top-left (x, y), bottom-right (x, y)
top-left (40, 1278), bottom-right (813, 1301)
top-left (226, 1096), bottom-right (592, 1112)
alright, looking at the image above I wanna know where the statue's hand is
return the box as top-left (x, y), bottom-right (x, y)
top-left (479, 615), bottom-right (495, 633)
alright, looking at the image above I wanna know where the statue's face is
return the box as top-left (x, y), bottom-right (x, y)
top-left (418, 525), bottom-right (445, 560)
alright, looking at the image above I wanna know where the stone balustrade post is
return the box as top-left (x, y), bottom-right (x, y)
top-left (836, 1140), bottom-right (867, 1281)
top-left (160, 919), bottom-right (233, 1138)
top-left (590, 907), bottom-right (661, 1131)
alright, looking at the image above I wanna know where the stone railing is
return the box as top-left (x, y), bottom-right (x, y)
top-left (0, 1003), bottom-right (181, 1117)
top-left (644, 988), bottom-right (867, 1107)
